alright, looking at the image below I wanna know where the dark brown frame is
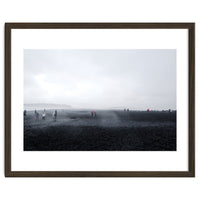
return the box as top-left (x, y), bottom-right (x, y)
top-left (5, 23), bottom-right (195, 177)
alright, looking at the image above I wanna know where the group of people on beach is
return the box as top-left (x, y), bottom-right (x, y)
top-left (24, 109), bottom-right (99, 121)
top-left (34, 109), bottom-right (47, 120)
top-left (91, 111), bottom-right (97, 118)
top-left (24, 109), bottom-right (58, 121)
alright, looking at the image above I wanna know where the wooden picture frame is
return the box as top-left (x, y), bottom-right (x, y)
top-left (5, 23), bottom-right (195, 177)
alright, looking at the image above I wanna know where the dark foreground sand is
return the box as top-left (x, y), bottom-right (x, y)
top-left (24, 110), bottom-right (176, 151)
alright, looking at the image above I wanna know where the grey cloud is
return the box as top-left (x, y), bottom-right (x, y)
top-left (24, 49), bottom-right (176, 110)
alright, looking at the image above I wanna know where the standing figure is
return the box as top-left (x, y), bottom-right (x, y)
top-left (53, 110), bottom-right (57, 121)
top-left (35, 111), bottom-right (37, 120)
top-left (24, 110), bottom-right (27, 117)
top-left (42, 109), bottom-right (46, 120)
top-left (93, 111), bottom-right (97, 118)
top-left (91, 111), bottom-right (94, 118)
top-left (35, 112), bottom-right (39, 120)
top-left (55, 110), bottom-right (57, 119)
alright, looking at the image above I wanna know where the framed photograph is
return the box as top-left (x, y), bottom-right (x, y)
top-left (5, 23), bottom-right (195, 177)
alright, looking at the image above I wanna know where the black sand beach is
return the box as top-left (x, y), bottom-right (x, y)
top-left (24, 110), bottom-right (176, 151)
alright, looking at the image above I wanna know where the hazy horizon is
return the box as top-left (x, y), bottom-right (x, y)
top-left (24, 49), bottom-right (176, 110)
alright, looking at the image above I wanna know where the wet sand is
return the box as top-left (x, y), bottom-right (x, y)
top-left (24, 110), bottom-right (176, 151)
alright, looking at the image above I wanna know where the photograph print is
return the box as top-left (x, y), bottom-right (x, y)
top-left (24, 49), bottom-right (176, 151)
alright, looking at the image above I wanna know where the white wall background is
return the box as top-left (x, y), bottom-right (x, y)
top-left (0, 0), bottom-right (199, 200)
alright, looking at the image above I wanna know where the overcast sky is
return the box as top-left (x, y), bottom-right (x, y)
top-left (24, 49), bottom-right (176, 110)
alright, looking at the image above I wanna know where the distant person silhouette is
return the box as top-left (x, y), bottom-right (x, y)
top-left (93, 111), bottom-right (97, 117)
top-left (35, 112), bottom-right (39, 120)
top-left (24, 110), bottom-right (27, 116)
top-left (42, 109), bottom-right (46, 120)
top-left (53, 110), bottom-right (57, 121)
